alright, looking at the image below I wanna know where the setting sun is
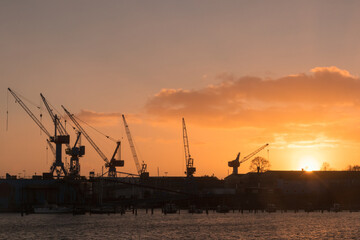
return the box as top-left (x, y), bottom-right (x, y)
top-left (299, 155), bottom-right (320, 171)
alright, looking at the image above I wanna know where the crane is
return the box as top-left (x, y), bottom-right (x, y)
top-left (62, 105), bottom-right (124, 177)
top-left (46, 139), bottom-right (56, 157)
top-left (40, 93), bottom-right (84, 177)
top-left (182, 118), bottom-right (196, 177)
top-left (228, 143), bottom-right (269, 175)
top-left (8, 88), bottom-right (69, 177)
top-left (122, 114), bottom-right (149, 178)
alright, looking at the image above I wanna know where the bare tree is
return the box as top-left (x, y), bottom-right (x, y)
top-left (249, 156), bottom-right (270, 173)
top-left (347, 165), bottom-right (360, 171)
top-left (320, 162), bottom-right (330, 171)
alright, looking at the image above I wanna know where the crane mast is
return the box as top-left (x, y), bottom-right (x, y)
top-left (182, 118), bottom-right (196, 177)
top-left (46, 139), bottom-right (56, 157)
top-left (8, 88), bottom-right (69, 177)
top-left (228, 143), bottom-right (269, 175)
top-left (122, 115), bottom-right (148, 178)
top-left (62, 105), bottom-right (123, 177)
top-left (40, 94), bottom-right (84, 177)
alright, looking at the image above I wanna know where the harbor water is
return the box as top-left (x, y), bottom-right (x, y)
top-left (1, 210), bottom-right (360, 239)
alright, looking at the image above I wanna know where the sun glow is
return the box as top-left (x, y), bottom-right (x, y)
top-left (299, 155), bottom-right (320, 171)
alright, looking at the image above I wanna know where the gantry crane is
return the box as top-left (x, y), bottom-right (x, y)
top-left (182, 118), bottom-right (196, 177)
top-left (40, 94), bottom-right (84, 177)
top-left (228, 143), bottom-right (269, 175)
top-left (122, 114), bottom-right (149, 178)
top-left (62, 105), bottom-right (124, 177)
top-left (8, 88), bottom-right (69, 177)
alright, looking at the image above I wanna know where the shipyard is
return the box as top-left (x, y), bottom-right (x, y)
top-left (3, 1), bottom-right (360, 239)
top-left (2, 89), bottom-right (360, 215)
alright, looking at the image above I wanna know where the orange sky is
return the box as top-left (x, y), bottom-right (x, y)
top-left (2, 1), bottom-right (360, 178)
top-left (3, 66), bottom-right (360, 178)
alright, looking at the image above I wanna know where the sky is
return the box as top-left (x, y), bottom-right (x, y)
top-left (2, 0), bottom-right (360, 178)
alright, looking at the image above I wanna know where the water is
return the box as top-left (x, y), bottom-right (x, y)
top-left (1, 210), bottom-right (359, 239)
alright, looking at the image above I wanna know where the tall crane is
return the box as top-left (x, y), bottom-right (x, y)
top-left (228, 143), bottom-right (269, 175)
top-left (46, 139), bottom-right (56, 158)
top-left (182, 118), bottom-right (196, 177)
top-left (122, 114), bottom-right (149, 178)
top-left (62, 105), bottom-right (124, 177)
top-left (8, 88), bottom-right (69, 177)
top-left (40, 93), bottom-right (84, 177)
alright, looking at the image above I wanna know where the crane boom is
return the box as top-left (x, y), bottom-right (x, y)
top-left (62, 105), bottom-right (109, 165)
top-left (8, 88), bottom-right (69, 177)
top-left (62, 105), bottom-right (123, 177)
top-left (8, 88), bottom-right (51, 138)
top-left (228, 143), bottom-right (269, 175)
top-left (183, 118), bottom-right (190, 163)
top-left (122, 115), bottom-right (141, 174)
top-left (240, 143), bottom-right (269, 164)
top-left (182, 118), bottom-right (196, 177)
top-left (40, 93), bottom-right (68, 137)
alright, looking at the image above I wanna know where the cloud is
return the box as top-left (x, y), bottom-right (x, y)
top-left (145, 67), bottom-right (360, 146)
top-left (72, 110), bottom-right (144, 128)
top-left (75, 109), bottom-right (122, 126)
top-left (311, 66), bottom-right (355, 78)
top-left (146, 67), bottom-right (360, 126)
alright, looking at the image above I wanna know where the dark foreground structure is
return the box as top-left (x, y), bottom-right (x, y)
top-left (1, 170), bottom-right (360, 213)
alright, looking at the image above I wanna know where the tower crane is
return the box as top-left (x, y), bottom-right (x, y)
top-left (8, 88), bottom-right (69, 177)
top-left (122, 114), bottom-right (149, 178)
top-left (40, 94), bottom-right (84, 177)
top-left (62, 105), bottom-right (124, 177)
top-left (182, 118), bottom-right (196, 177)
top-left (228, 143), bottom-right (269, 175)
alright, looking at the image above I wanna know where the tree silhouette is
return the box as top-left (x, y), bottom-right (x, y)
top-left (347, 165), bottom-right (360, 171)
top-left (320, 162), bottom-right (330, 171)
top-left (249, 156), bottom-right (270, 173)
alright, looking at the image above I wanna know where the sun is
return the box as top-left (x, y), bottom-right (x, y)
top-left (299, 155), bottom-right (320, 171)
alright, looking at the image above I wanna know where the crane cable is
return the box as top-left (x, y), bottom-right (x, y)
top-left (6, 90), bottom-right (9, 131)
top-left (74, 115), bottom-right (118, 142)
top-left (12, 89), bottom-right (41, 109)
top-left (39, 96), bottom-right (42, 136)
top-left (59, 107), bottom-right (118, 143)
top-left (7, 89), bottom-right (42, 132)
